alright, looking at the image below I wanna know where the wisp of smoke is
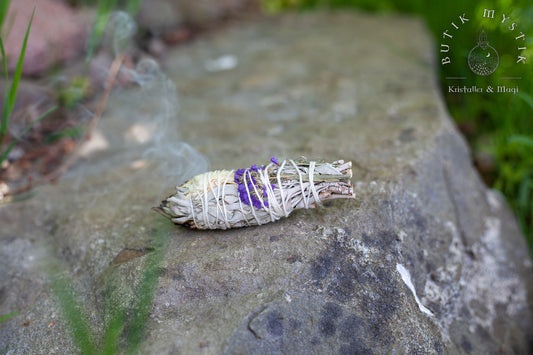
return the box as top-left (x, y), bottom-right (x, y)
top-left (71, 11), bottom-right (209, 208)
top-left (130, 58), bottom-right (210, 188)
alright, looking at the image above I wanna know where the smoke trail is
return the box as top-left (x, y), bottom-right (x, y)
top-left (71, 11), bottom-right (208, 207)
top-left (108, 11), bottom-right (137, 56)
top-left (130, 58), bottom-right (210, 187)
top-left (109, 12), bottom-right (209, 187)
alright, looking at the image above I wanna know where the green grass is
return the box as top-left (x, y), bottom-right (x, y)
top-left (85, 0), bottom-right (118, 62)
top-left (0, 310), bottom-right (20, 323)
top-left (262, 0), bottom-right (533, 251)
top-left (0, 0), bottom-right (10, 31)
top-left (0, 6), bottom-right (56, 167)
top-left (1, 1), bottom-right (164, 353)
top-left (49, 219), bottom-right (172, 354)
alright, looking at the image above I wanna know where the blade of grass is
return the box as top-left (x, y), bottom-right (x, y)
top-left (0, 190), bottom-right (37, 203)
top-left (0, 310), bottom-right (19, 323)
top-left (518, 174), bottom-right (531, 211)
top-left (100, 219), bottom-right (171, 354)
top-left (0, 0), bottom-right (10, 30)
top-left (508, 135), bottom-right (533, 149)
top-left (101, 309), bottom-right (126, 355)
top-left (45, 126), bottom-right (84, 143)
top-left (0, 6), bottom-right (34, 151)
top-left (124, 220), bottom-right (171, 353)
top-left (0, 106), bottom-right (57, 163)
top-left (517, 91), bottom-right (533, 110)
top-left (7, 7), bottom-right (34, 114)
top-left (126, 0), bottom-right (142, 16)
top-left (1, 37), bottom-right (9, 146)
top-left (85, 0), bottom-right (118, 62)
top-left (48, 266), bottom-right (98, 354)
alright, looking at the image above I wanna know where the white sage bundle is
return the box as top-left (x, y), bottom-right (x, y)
top-left (154, 157), bottom-right (354, 229)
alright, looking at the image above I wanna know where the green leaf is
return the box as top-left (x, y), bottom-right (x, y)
top-left (7, 7), bottom-right (34, 114)
top-left (1, 37), bottom-right (9, 139)
top-left (0, 310), bottom-right (19, 323)
top-left (0, 0), bottom-right (10, 30)
top-left (125, 220), bottom-right (171, 353)
top-left (85, 0), bottom-right (118, 62)
top-left (45, 126), bottom-right (84, 143)
top-left (517, 91), bottom-right (533, 110)
top-left (126, 0), bottom-right (142, 15)
top-left (48, 265), bottom-right (98, 354)
top-left (518, 174), bottom-right (531, 210)
top-left (508, 135), bottom-right (533, 149)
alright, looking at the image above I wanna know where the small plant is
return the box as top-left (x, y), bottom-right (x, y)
top-left (0, 7), bottom-right (56, 168)
top-left (56, 76), bottom-right (90, 109)
top-left (48, 219), bottom-right (172, 354)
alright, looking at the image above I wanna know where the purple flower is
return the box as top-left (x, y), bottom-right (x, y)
top-left (239, 190), bottom-right (250, 205)
top-left (261, 192), bottom-right (269, 207)
top-left (234, 168), bottom-right (245, 183)
top-left (252, 197), bottom-right (262, 209)
top-left (248, 174), bottom-right (257, 185)
top-left (234, 161), bottom-right (277, 210)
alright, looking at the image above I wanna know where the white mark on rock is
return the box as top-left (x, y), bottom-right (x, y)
top-left (125, 123), bottom-right (153, 144)
top-left (486, 190), bottom-right (501, 211)
top-left (398, 230), bottom-right (407, 242)
top-left (396, 263), bottom-right (433, 316)
top-left (482, 216), bottom-right (500, 244)
top-left (285, 293), bottom-right (292, 303)
top-left (78, 129), bottom-right (109, 157)
top-left (205, 55), bottom-right (238, 72)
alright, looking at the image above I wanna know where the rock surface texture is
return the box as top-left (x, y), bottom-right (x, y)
top-left (1, 12), bottom-right (532, 354)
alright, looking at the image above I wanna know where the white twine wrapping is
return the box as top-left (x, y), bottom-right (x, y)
top-left (156, 159), bottom-right (354, 229)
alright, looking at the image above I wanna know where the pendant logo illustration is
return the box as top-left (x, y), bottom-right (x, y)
top-left (468, 29), bottom-right (499, 76)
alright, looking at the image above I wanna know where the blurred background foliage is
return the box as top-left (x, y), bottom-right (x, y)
top-left (263, 0), bottom-right (533, 250)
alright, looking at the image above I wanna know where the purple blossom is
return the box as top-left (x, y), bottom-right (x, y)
top-left (262, 191), bottom-right (269, 207)
top-left (239, 191), bottom-right (250, 205)
top-left (234, 168), bottom-right (245, 183)
top-left (252, 197), bottom-right (262, 209)
top-left (234, 160), bottom-right (278, 210)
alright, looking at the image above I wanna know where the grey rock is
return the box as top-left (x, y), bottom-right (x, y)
top-left (173, 0), bottom-right (257, 25)
top-left (137, 0), bottom-right (183, 33)
top-left (1, 12), bottom-right (532, 354)
top-left (136, 0), bottom-right (259, 32)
